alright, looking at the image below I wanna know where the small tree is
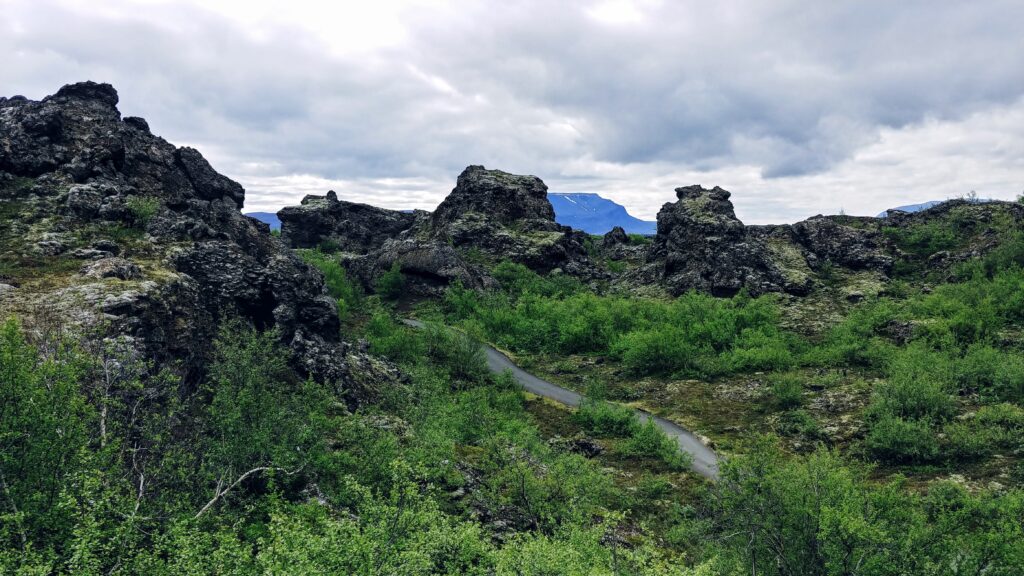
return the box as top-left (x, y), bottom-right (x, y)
top-left (376, 262), bottom-right (406, 300)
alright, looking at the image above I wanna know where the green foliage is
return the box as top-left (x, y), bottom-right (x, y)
top-left (422, 322), bottom-right (488, 384)
top-left (125, 195), bottom-right (160, 228)
top-left (865, 414), bottom-right (940, 463)
top-left (201, 322), bottom-right (331, 512)
top-left (620, 418), bottom-right (693, 471)
top-left (767, 372), bottom-right (804, 409)
top-left (0, 319), bottom-right (91, 555)
top-left (376, 261), bottom-right (406, 300)
top-left (299, 249), bottom-right (362, 321)
top-left (448, 281), bottom-right (795, 379)
top-left (365, 310), bottom-right (425, 364)
top-left (885, 220), bottom-right (962, 258)
top-left (573, 398), bottom-right (639, 438)
top-left (943, 403), bottom-right (1024, 461)
top-left (491, 261), bottom-right (583, 299)
top-left (317, 237), bottom-right (342, 252)
top-left (708, 438), bottom-right (1024, 575)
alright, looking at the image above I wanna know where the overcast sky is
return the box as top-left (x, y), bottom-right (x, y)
top-left (3, 0), bottom-right (1023, 223)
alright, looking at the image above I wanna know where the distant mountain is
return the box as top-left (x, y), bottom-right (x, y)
top-left (877, 201), bottom-right (944, 217)
top-left (548, 193), bottom-right (657, 235)
top-left (878, 198), bottom-right (993, 217)
top-left (246, 211), bottom-right (281, 230)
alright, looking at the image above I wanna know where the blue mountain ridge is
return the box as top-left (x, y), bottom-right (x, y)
top-left (547, 193), bottom-right (656, 235)
top-left (245, 212), bottom-right (281, 230)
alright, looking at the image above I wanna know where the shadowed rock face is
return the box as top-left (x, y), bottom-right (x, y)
top-left (647, 185), bottom-right (795, 296)
top-left (278, 191), bottom-right (417, 253)
top-left (346, 165), bottom-right (601, 296)
top-left (0, 82), bottom-right (402, 407)
top-left (430, 165), bottom-right (555, 228)
top-left (645, 185), bottom-right (892, 297)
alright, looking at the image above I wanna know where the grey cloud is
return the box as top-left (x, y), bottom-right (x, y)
top-left (1, 0), bottom-right (1022, 221)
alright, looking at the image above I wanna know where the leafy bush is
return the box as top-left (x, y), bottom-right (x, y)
top-left (126, 195), bottom-right (160, 228)
top-left (376, 261), bottom-right (405, 300)
top-left (943, 421), bottom-right (994, 460)
top-left (766, 372), bottom-right (804, 409)
top-left (365, 310), bottom-right (425, 364)
top-left (774, 409), bottom-right (822, 440)
top-left (423, 323), bottom-right (488, 385)
top-left (573, 398), bottom-right (638, 438)
top-left (317, 238), bottom-right (342, 253)
top-left (869, 344), bottom-right (956, 423)
top-left (299, 249), bottom-right (361, 320)
top-left (203, 322), bottom-right (325, 490)
top-left (884, 220), bottom-right (963, 258)
top-left (865, 414), bottom-right (939, 463)
top-left (620, 417), bottom-right (693, 471)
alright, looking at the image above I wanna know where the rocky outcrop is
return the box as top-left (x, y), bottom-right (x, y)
top-left (346, 166), bottom-right (601, 295)
top-left (645, 185), bottom-right (801, 296)
top-left (278, 191), bottom-right (417, 253)
top-left (345, 236), bottom-right (498, 297)
top-left (0, 82), bottom-right (402, 407)
top-left (789, 216), bottom-right (891, 271)
top-left (429, 165), bottom-right (555, 228)
top-left (643, 185), bottom-right (892, 297)
top-left (423, 166), bottom-right (595, 274)
top-left (602, 226), bottom-right (629, 248)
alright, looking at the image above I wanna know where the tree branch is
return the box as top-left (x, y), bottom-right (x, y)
top-left (194, 465), bottom-right (302, 519)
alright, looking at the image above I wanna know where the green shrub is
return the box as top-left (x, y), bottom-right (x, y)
top-left (884, 220), bottom-right (962, 258)
top-left (943, 421), bottom-right (995, 461)
top-left (317, 238), bottom-right (342, 253)
top-left (766, 372), bottom-right (804, 409)
top-left (976, 402), bottom-right (1024, 432)
top-left (620, 417), bottom-right (692, 471)
top-left (203, 322), bottom-right (324, 485)
top-left (376, 261), bottom-right (406, 300)
top-left (299, 250), bottom-right (361, 321)
top-left (366, 311), bottom-right (424, 364)
top-left (605, 259), bottom-right (627, 274)
top-left (993, 354), bottom-right (1024, 402)
top-left (613, 326), bottom-right (700, 376)
top-left (865, 414), bottom-right (939, 463)
top-left (573, 399), bottom-right (638, 438)
top-left (423, 323), bottom-right (488, 385)
top-left (775, 409), bottom-right (822, 440)
top-left (869, 345), bottom-right (956, 423)
top-left (126, 195), bottom-right (160, 228)
top-left (954, 343), bottom-right (1000, 394)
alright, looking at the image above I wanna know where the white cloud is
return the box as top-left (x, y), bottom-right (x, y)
top-left (2, 0), bottom-right (1022, 222)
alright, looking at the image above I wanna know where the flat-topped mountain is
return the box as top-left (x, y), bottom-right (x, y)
top-left (549, 193), bottom-right (656, 235)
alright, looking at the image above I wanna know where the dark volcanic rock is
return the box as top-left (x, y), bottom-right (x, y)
top-left (602, 226), bottom-right (629, 248)
top-left (430, 165), bottom-right (555, 228)
top-left (642, 185), bottom-right (900, 297)
top-left (790, 216), bottom-right (891, 272)
top-left (0, 82), bottom-right (402, 407)
top-left (422, 166), bottom-right (596, 275)
top-left (647, 185), bottom-right (800, 296)
top-left (347, 165), bottom-right (602, 295)
top-left (278, 190), bottom-right (417, 253)
top-left (346, 237), bottom-right (498, 297)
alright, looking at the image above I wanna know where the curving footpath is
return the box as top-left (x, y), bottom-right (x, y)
top-left (402, 319), bottom-right (720, 479)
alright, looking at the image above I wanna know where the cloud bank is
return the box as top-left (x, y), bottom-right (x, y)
top-left (2, 0), bottom-right (1022, 222)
